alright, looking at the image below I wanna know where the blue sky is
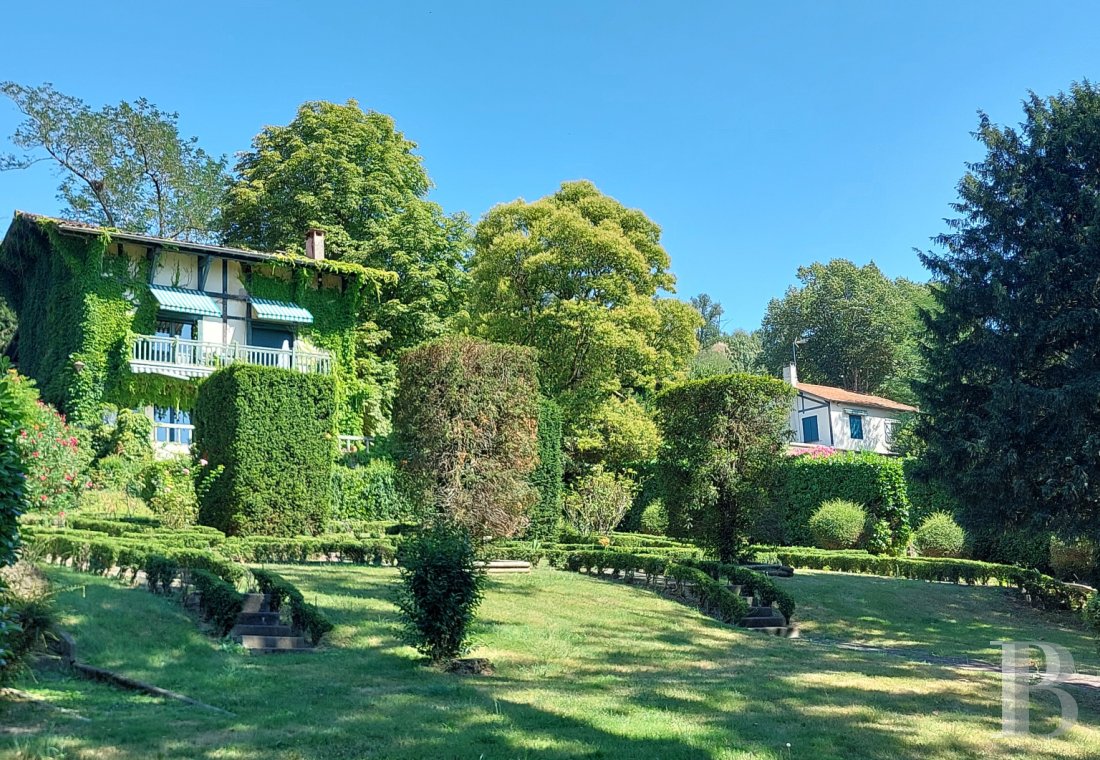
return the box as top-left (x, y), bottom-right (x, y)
top-left (0, 1), bottom-right (1096, 330)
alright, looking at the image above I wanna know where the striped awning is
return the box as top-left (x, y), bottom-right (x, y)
top-left (149, 285), bottom-right (221, 318)
top-left (251, 297), bottom-right (314, 325)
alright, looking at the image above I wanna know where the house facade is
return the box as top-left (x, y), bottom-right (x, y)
top-left (783, 363), bottom-right (916, 455)
top-left (0, 212), bottom-right (385, 454)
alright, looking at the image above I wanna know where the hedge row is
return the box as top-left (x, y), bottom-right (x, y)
top-left (484, 542), bottom-right (704, 566)
top-left (681, 559), bottom-right (796, 623)
top-left (190, 569), bottom-right (244, 636)
top-left (766, 547), bottom-right (1091, 611)
top-left (250, 569), bottom-right (334, 644)
top-left (221, 536), bottom-right (398, 565)
top-left (559, 551), bottom-right (753, 624)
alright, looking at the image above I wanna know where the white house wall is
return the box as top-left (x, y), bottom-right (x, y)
top-left (791, 392), bottom-right (901, 455)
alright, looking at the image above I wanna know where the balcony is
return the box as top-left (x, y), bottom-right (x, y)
top-left (130, 335), bottom-right (332, 379)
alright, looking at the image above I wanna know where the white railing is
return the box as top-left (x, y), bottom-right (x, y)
top-left (131, 335), bottom-right (332, 376)
top-left (338, 435), bottom-right (372, 454)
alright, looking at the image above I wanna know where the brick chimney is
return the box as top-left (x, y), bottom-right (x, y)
top-left (305, 228), bottom-right (325, 261)
top-left (782, 362), bottom-right (798, 386)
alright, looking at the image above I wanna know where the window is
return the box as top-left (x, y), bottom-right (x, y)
top-left (154, 407), bottom-right (192, 445)
top-left (802, 415), bottom-right (820, 443)
top-left (885, 420), bottom-right (899, 446)
top-left (849, 414), bottom-right (864, 440)
top-left (152, 316), bottom-right (199, 364)
top-left (154, 317), bottom-right (197, 340)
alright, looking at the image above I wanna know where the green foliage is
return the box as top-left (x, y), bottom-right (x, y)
top-left (760, 259), bottom-right (928, 399)
top-left (396, 522), bottom-right (485, 662)
top-left (808, 499), bottom-right (866, 550)
top-left (920, 82), bottom-right (1100, 552)
top-left (656, 374), bottom-right (795, 562)
top-left (93, 408), bottom-right (153, 462)
top-left (638, 500), bottom-right (669, 536)
top-left (141, 456), bottom-right (199, 529)
top-left (1049, 537), bottom-right (1096, 583)
top-left (1, 82), bottom-right (228, 240)
top-left (330, 460), bottom-right (414, 524)
top-left (394, 336), bottom-right (540, 539)
top-left (90, 455), bottom-right (148, 497)
top-left (913, 512), bottom-right (966, 558)
top-left (690, 294), bottom-right (724, 348)
top-left (772, 449), bottom-right (911, 552)
top-left (250, 569), bottom-right (334, 644)
top-left (1083, 594), bottom-right (1100, 649)
top-left (0, 365), bottom-right (27, 568)
top-left (221, 99), bottom-right (469, 362)
top-left (682, 558), bottom-right (797, 623)
top-left (526, 399), bottom-right (564, 540)
top-left (902, 456), bottom-right (960, 526)
top-left (468, 180), bottom-right (700, 469)
top-left (193, 364), bottom-right (337, 537)
top-left (563, 466), bottom-right (636, 536)
top-left (689, 330), bottom-right (764, 379)
top-left (189, 569), bottom-right (244, 637)
top-left (956, 525), bottom-right (1052, 571)
top-left (0, 590), bottom-right (55, 684)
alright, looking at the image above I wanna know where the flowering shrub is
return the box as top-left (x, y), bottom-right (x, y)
top-left (141, 457), bottom-right (199, 529)
top-left (798, 445), bottom-right (838, 459)
top-left (7, 372), bottom-right (91, 513)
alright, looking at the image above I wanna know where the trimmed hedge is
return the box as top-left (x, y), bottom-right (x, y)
top-left (560, 551), bottom-right (753, 625)
top-left (221, 536), bottom-right (397, 565)
top-left (772, 451), bottom-right (910, 552)
top-left (763, 546), bottom-right (1091, 611)
top-left (194, 365), bottom-right (337, 537)
top-left (526, 399), bottom-right (564, 541)
top-left (190, 569), bottom-right (244, 636)
top-left (330, 460), bottom-right (413, 524)
top-left (251, 569), bottom-right (333, 644)
top-left (680, 558), bottom-right (796, 623)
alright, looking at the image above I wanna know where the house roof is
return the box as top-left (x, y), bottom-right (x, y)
top-left (7, 211), bottom-right (375, 279)
top-left (796, 382), bottom-right (918, 413)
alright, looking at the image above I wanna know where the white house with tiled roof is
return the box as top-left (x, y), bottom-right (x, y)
top-left (783, 363), bottom-right (917, 454)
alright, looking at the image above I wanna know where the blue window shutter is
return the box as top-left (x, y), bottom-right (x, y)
top-left (802, 416), bottom-right (819, 443)
top-left (849, 414), bottom-right (864, 440)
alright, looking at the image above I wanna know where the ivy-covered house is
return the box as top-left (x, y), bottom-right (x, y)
top-left (0, 211), bottom-right (390, 454)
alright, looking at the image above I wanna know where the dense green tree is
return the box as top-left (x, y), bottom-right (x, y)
top-left (468, 181), bottom-right (700, 470)
top-left (759, 259), bottom-right (926, 398)
top-left (221, 100), bottom-right (469, 354)
top-left (690, 329), bottom-right (763, 378)
top-left (919, 82), bottom-right (1100, 547)
top-left (656, 374), bottom-right (794, 562)
top-left (691, 293), bottom-right (724, 347)
top-left (0, 300), bottom-right (14, 354)
top-left (1, 82), bottom-right (227, 241)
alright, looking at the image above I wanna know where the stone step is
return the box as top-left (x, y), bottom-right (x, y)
top-left (241, 593), bottom-right (269, 614)
top-left (475, 560), bottom-right (532, 574)
top-left (236, 612), bottom-right (281, 626)
top-left (750, 625), bottom-right (800, 638)
top-left (237, 634), bottom-right (309, 650)
top-left (230, 624), bottom-right (297, 637)
top-left (741, 614), bottom-right (787, 629)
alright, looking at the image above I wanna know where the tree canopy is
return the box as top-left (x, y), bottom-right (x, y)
top-left (759, 259), bottom-right (927, 399)
top-left (220, 100), bottom-right (469, 355)
top-left (1, 82), bottom-right (227, 241)
top-left (919, 82), bottom-right (1100, 546)
top-left (467, 180), bottom-right (700, 469)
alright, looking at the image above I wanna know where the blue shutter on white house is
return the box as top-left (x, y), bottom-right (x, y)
top-left (802, 416), bottom-right (819, 443)
top-left (849, 414), bottom-right (864, 440)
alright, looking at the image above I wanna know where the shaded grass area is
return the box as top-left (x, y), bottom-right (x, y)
top-left (787, 569), bottom-right (1100, 673)
top-left (0, 564), bottom-right (1096, 759)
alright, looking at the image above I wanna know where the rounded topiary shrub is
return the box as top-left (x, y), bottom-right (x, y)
top-left (913, 512), bottom-right (966, 558)
top-left (808, 499), bottom-right (866, 550)
top-left (638, 500), bottom-right (669, 536)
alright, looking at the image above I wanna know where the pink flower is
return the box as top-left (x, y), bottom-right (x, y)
top-left (39, 495), bottom-right (47, 502)
top-left (85, 481), bottom-right (93, 489)
top-left (30, 451), bottom-right (39, 458)
top-left (39, 475), bottom-right (47, 481)
top-left (199, 459), bottom-right (208, 467)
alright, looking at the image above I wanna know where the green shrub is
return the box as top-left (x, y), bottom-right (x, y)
top-left (808, 499), bottom-right (866, 550)
top-left (193, 365), bottom-right (337, 537)
top-left (394, 337), bottom-right (540, 539)
top-left (903, 457), bottom-right (960, 526)
top-left (773, 450), bottom-right (910, 552)
top-left (966, 525), bottom-right (1052, 571)
top-left (250, 568), bottom-right (334, 644)
top-left (141, 457), bottom-right (199, 529)
top-left (94, 408), bottom-right (153, 462)
top-left (914, 512), bottom-right (966, 558)
top-left (90, 454), bottom-right (148, 497)
top-left (1049, 537), bottom-right (1096, 582)
top-left (189, 569), bottom-right (244, 637)
top-left (330, 460), bottom-right (413, 524)
top-left (1083, 594), bottom-right (1100, 650)
top-left (639, 500), bottom-right (669, 536)
top-left (0, 590), bottom-right (55, 684)
top-left (526, 399), bottom-right (564, 540)
top-left (564, 466), bottom-right (636, 536)
top-left (0, 365), bottom-right (28, 568)
top-left (396, 522), bottom-right (485, 662)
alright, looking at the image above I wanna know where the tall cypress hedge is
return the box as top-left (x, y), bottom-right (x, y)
top-left (526, 398), bottom-right (564, 540)
top-left (194, 365), bottom-right (337, 537)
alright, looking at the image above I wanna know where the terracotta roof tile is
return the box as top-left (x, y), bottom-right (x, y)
top-left (795, 382), bottom-right (918, 413)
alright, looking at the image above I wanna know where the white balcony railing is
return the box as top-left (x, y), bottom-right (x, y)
top-left (130, 335), bottom-right (332, 378)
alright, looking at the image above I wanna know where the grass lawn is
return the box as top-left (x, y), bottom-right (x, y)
top-left (1, 564), bottom-right (1097, 759)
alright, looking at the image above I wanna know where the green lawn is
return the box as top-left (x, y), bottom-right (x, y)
top-left (1, 564), bottom-right (1097, 760)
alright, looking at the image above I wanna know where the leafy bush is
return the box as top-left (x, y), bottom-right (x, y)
top-left (330, 459), bottom-right (413, 524)
top-left (396, 522), bottom-right (485, 662)
top-left (639, 500), bottom-right (669, 536)
top-left (93, 407), bottom-right (153, 462)
top-left (0, 364), bottom-right (28, 568)
top-left (808, 499), bottom-right (866, 550)
top-left (248, 569), bottom-right (334, 645)
top-left (913, 512), bottom-right (966, 558)
top-left (394, 337), bottom-right (540, 539)
top-left (0, 590), bottom-right (55, 684)
top-left (656, 374), bottom-right (795, 562)
top-left (526, 399), bottom-right (564, 540)
top-left (773, 450), bottom-right (910, 552)
top-left (1083, 594), bottom-right (1100, 650)
top-left (564, 466), bottom-right (636, 537)
top-left (966, 525), bottom-right (1052, 570)
top-left (90, 454), bottom-right (148, 497)
top-left (194, 365), bottom-right (337, 537)
top-left (189, 569), bottom-right (244, 636)
top-left (1049, 538), bottom-right (1095, 582)
top-left (141, 457), bottom-right (199, 529)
